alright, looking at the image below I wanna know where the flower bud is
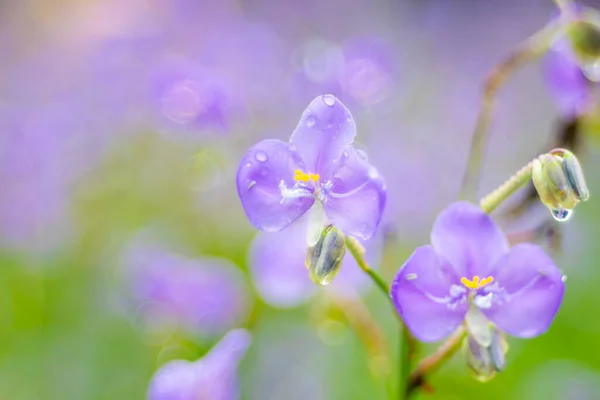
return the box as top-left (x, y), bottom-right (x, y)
top-left (567, 19), bottom-right (600, 65)
top-left (532, 149), bottom-right (589, 221)
top-left (462, 326), bottom-right (508, 383)
top-left (306, 224), bottom-right (346, 285)
top-left (563, 7), bottom-right (600, 82)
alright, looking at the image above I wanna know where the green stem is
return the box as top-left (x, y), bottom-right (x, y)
top-left (459, 19), bottom-right (561, 200)
top-left (345, 236), bottom-right (390, 295)
top-left (405, 326), bottom-right (467, 397)
top-left (479, 160), bottom-right (534, 214)
top-left (344, 236), bottom-right (417, 398)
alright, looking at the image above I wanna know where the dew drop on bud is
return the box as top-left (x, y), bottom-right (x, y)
top-left (551, 206), bottom-right (572, 222)
top-left (306, 225), bottom-right (346, 285)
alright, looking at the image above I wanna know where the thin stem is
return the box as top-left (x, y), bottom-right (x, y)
top-left (479, 160), bottom-right (534, 214)
top-left (344, 235), bottom-right (418, 398)
top-left (554, 0), bottom-right (573, 14)
top-left (459, 19), bottom-right (561, 200)
top-left (330, 291), bottom-right (394, 399)
top-left (345, 236), bottom-right (390, 294)
top-left (406, 326), bottom-right (467, 397)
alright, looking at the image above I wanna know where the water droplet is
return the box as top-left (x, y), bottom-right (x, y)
top-left (368, 167), bottom-right (378, 179)
top-left (561, 275), bottom-right (567, 282)
top-left (405, 273), bottom-right (418, 281)
top-left (255, 151), bottom-right (267, 162)
top-left (322, 94), bottom-right (336, 107)
top-left (245, 162), bottom-right (252, 168)
top-left (342, 150), bottom-right (349, 159)
top-left (356, 149), bottom-right (368, 160)
top-left (248, 180), bottom-right (256, 190)
top-left (582, 60), bottom-right (600, 82)
top-left (305, 114), bottom-right (317, 128)
top-left (551, 206), bottom-right (572, 222)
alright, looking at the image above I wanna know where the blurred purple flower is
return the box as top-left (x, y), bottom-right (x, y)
top-left (292, 36), bottom-right (394, 108)
top-left (236, 94), bottom-right (386, 240)
top-left (248, 213), bottom-right (382, 308)
top-left (542, 39), bottom-right (592, 117)
top-left (125, 241), bottom-right (250, 337)
top-left (148, 328), bottom-right (251, 400)
top-left (390, 202), bottom-right (565, 342)
top-left (150, 57), bottom-right (241, 135)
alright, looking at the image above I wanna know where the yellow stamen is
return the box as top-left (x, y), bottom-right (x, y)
top-left (461, 275), bottom-right (494, 289)
top-left (294, 169), bottom-right (319, 182)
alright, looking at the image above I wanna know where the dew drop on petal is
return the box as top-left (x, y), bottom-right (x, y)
top-left (342, 150), bottom-right (349, 160)
top-left (368, 167), bottom-right (378, 179)
top-left (551, 206), bottom-right (572, 222)
top-left (248, 180), bottom-right (256, 190)
top-left (255, 151), bottom-right (267, 162)
top-left (245, 162), bottom-right (252, 168)
top-left (561, 274), bottom-right (567, 282)
top-left (322, 94), bottom-right (336, 107)
top-left (405, 273), bottom-right (418, 281)
top-left (305, 114), bottom-right (317, 128)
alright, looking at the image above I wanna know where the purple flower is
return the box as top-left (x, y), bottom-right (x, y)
top-left (248, 213), bottom-right (383, 308)
top-left (148, 328), bottom-right (251, 400)
top-left (236, 94), bottom-right (386, 241)
top-left (150, 57), bottom-right (242, 136)
top-left (124, 238), bottom-right (250, 337)
top-left (390, 202), bottom-right (565, 342)
top-left (291, 36), bottom-right (394, 109)
top-left (542, 39), bottom-right (592, 117)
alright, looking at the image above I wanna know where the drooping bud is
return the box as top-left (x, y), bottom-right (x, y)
top-left (532, 148), bottom-right (589, 222)
top-left (462, 327), bottom-right (508, 383)
top-left (563, 8), bottom-right (600, 82)
top-left (462, 307), bottom-right (509, 382)
top-left (306, 224), bottom-right (346, 285)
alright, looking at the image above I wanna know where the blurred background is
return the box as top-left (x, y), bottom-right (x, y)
top-left (1, 0), bottom-right (600, 399)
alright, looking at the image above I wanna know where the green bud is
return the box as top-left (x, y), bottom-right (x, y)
top-left (567, 19), bottom-right (600, 64)
top-left (462, 326), bottom-right (508, 383)
top-left (306, 225), bottom-right (346, 286)
top-left (532, 149), bottom-right (590, 221)
top-left (532, 154), bottom-right (571, 209)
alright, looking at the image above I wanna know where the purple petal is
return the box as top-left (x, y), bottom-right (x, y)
top-left (248, 220), bottom-right (315, 308)
top-left (430, 202), bottom-right (509, 279)
top-left (482, 244), bottom-right (565, 338)
top-left (390, 245), bottom-right (468, 342)
top-left (147, 329), bottom-right (251, 400)
top-left (237, 139), bottom-right (314, 231)
top-left (148, 360), bottom-right (199, 400)
top-left (288, 95), bottom-right (356, 178)
top-left (126, 240), bottom-right (250, 336)
top-left (542, 40), bottom-right (590, 117)
top-left (323, 146), bottom-right (386, 240)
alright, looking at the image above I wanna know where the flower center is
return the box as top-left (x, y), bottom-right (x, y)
top-left (461, 275), bottom-right (494, 290)
top-left (294, 169), bottom-right (320, 183)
